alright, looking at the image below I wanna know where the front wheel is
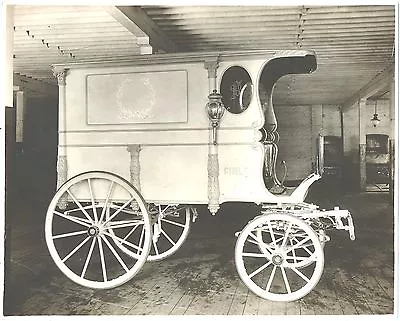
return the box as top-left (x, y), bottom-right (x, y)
top-left (45, 171), bottom-right (152, 289)
top-left (235, 213), bottom-right (324, 301)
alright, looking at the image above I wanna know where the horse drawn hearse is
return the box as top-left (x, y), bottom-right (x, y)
top-left (46, 49), bottom-right (355, 302)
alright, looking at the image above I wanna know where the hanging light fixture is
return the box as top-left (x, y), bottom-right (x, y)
top-left (371, 100), bottom-right (380, 127)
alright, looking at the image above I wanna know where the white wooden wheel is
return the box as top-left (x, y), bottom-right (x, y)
top-left (45, 171), bottom-right (152, 289)
top-left (110, 204), bottom-right (191, 261)
top-left (148, 205), bottom-right (191, 261)
top-left (235, 213), bottom-right (324, 302)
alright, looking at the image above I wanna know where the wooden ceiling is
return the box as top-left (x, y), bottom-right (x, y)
top-left (12, 5), bottom-right (396, 105)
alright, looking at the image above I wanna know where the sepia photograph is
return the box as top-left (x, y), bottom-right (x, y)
top-left (1, 1), bottom-right (398, 317)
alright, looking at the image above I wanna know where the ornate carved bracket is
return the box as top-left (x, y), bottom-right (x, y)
top-left (127, 145), bottom-right (142, 211)
top-left (53, 68), bottom-right (67, 86)
top-left (56, 155), bottom-right (68, 209)
top-left (127, 144), bottom-right (142, 192)
top-left (207, 153), bottom-right (220, 215)
top-left (56, 155), bottom-right (67, 189)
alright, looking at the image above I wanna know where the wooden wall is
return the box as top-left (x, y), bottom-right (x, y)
top-left (275, 104), bottom-right (341, 181)
top-left (342, 96), bottom-right (394, 191)
top-left (274, 94), bottom-right (394, 189)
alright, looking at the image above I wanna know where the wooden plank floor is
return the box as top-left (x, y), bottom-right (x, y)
top-left (3, 193), bottom-right (395, 316)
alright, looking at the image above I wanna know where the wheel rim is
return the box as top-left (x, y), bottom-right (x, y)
top-left (45, 171), bottom-right (152, 289)
top-left (235, 213), bottom-right (324, 301)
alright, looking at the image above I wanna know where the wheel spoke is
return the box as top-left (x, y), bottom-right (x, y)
top-left (109, 204), bottom-right (139, 215)
top-left (103, 231), bottom-right (143, 254)
top-left (302, 245), bottom-right (313, 255)
top-left (293, 237), bottom-right (313, 255)
top-left (289, 238), bottom-right (297, 263)
top-left (101, 235), bottom-right (129, 272)
top-left (268, 222), bottom-right (278, 245)
top-left (99, 181), bottom-right (115, 223)
top-left (248, 231), bottom-right (273, 254)
top-left (289, 243), bottom-right (314, 252)
top-left (152, 238), bottom-right (159, 255)
top-left (160, 229), bottom-right (176, 246)
top-left (161, 218), bottom-right (186, 228)
top-left (265, 265), bottom-right (277, 292)
top-left (66, 189), bottom-right (94, 223)
top-left (280, 266), bottom-right (292, 294)
top-left (87, 178), bottom-right (99, 223)
top-left (106, 220), bottom-right (143, 229)
top-left (248, 260), bottom-right (272, 279)
top-left (123, 225), bottom-right (139, 241)
top-left (81, 237), bottom-right (96, 278)
top-left (285, 236), bottom-right (311, 253)
top-left (138, 227), bottom-right (145, 255)
top-left (285, 255), bottom-right (316, 261)
top-left (291, 266), bottom-right (311, 283)
top-left (247, 238), bottom-right (259, 246)
top-left (62, 236), bottom-right (91, 263)
top-left (53, 211), bottom-right (91, 227)
top-left (103, 197), bottom-right (135, 225)
top-left (158, 204), bottom-right (170, 217)
top-left (272, 236), bottom-right (284, 245)
top-left (53, 230), bottom-right (88, 240)
top-left (242, 252), bottom-right (269, 258)
top-left (281, 223), bottom-right (293, 246)
top-left (66, 205), bottom-right (95, 215)
top-left (98, 236), bottom-right (107, 282)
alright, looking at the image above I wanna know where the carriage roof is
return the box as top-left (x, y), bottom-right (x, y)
top-left (52, 49), bottom-right (316, 71)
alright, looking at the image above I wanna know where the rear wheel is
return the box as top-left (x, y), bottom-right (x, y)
top-left (148, 205), bottom-right (191, 261)
top-left (110, 204), bottom-right (191, 261)
top-left (45, 171), bottom-right (152, 289)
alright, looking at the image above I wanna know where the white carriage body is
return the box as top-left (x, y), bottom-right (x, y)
top-left (54, 50), bottom-right (318, 207)
top-left (47, 50), bottom-right (356, 298)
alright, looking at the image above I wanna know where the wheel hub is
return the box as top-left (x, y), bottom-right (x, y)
top-left (272, 254), bottom-right (284, 265)
top-left (87, 226), bottom-right (100, 237)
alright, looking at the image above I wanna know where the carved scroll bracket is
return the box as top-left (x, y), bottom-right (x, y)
top-left (127, 144), bottom-right (142, 211)
top-left (207, 151), bottom-right (220, 215)
top-left (127, 144), bottom-right (142, 192)
top-left (204, 57), bottom-right (220, 79)
top-left (56, 155), bottom-right (68, 209)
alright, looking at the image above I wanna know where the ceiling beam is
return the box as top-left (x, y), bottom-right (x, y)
top-left (107, 6), bottom-right (179, 53)
top-left (341, 63), bottom-right (394, 111)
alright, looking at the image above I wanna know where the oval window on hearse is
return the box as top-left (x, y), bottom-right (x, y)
top-left (220, 66), bottom-right (253, 114)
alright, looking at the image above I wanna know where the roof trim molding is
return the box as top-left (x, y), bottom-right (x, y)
top-left (51, 49), bottom-right (314, 69)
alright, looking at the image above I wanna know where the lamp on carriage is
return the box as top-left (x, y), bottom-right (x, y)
top-left (371, 100), bottom-right (380, 128)
top-left (206, 90), bottom-right (225, 145)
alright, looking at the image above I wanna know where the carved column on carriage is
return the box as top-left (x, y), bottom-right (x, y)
top-left (127, 144), bottom-right (141, 210)
top-left (53, 67), bottom-right (68, 208)
top-left (204, 58), bottom-right (224, 215)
